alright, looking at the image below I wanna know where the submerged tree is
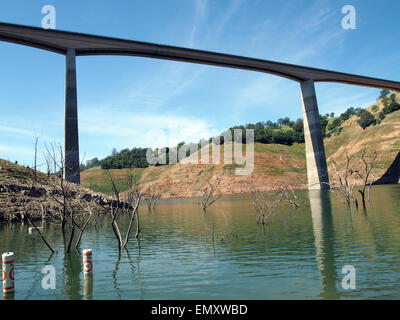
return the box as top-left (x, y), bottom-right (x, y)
top-left (103, 170), bottom-right (141, 251)
top-left (329, 152), bottom-right (357, 205)
top-left (249, 186), bottom-right (280, 225)
top-left (143, 187), bottom-right (161, 212)
top-left (21, 198), bottom-right (54, 254)
top-left (200, 175), bottom-right (223, 212)
top-left (329, 149), bottom-right (379, 208)
top-left (355, 149), bottom-right (377, 205)
top-left (275, 183), bottom-right (309, 208)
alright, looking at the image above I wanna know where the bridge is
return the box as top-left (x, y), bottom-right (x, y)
top-left (1, 22), bottom-right (399, 189)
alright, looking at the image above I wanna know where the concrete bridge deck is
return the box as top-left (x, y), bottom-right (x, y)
top-left (1, 22), bottom-right (399, 90)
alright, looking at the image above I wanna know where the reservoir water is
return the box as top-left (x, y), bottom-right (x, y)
top-left (1, 185), bottom-right (399, 299)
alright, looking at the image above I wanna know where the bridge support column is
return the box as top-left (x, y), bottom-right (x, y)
top-left (64, 48), bottom-right (80, 184)
top-left (301, 80), bottom-right (329, 189)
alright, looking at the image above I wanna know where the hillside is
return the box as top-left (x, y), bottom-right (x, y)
top-left (0, 159), bottom-right (121, 222)
top-left (82, 142), bottom-right (307, 198)
top-left (81, 92), bottom-right (400, 198)
top-left (325, 92), bottom-right (400, 173)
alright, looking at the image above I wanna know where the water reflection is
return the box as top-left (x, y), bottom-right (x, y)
top-left (3, 292), bottom-right (15, 300)
top-left (113, 252), bottom-right (122, 299)
top-left (83, 275), bottom-right (93, 300)
top-left (309, 190), bottom-right (340, 299)
top-left (23, 252), bottom-right (55, 299)
top-left (1, 185), bottom-right (399, 299)
top-left (126, 240), bottom-right (145, 299)
top-left (62, 236), bottom-right (82, 300)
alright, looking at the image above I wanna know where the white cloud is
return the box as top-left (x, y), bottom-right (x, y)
top-left (0, 124), bottom-right (57, 143)
top-left (79, 105), bottom-right (220, 149)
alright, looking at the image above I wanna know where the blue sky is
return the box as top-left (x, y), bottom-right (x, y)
top-left (0, 0), bottom-right (399, 169)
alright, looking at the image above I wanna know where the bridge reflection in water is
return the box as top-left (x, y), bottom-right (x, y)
top-left (309, 190), bottom-right (340, 299)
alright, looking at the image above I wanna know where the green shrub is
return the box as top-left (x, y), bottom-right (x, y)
top-left (383, 102), bottom-right (400, 114)
top-left (357, 110), bottom-right (376, 129)
top-left (378, 89), bottom-right (391, 100)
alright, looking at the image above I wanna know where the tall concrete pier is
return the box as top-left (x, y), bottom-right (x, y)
top-left (301, 80), bottom-right (329, 189)
top-left (64, 49), bottom-right (80, 184)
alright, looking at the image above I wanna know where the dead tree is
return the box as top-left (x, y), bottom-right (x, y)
top-left (46, 143), bottom-right (68, 229)
top-left (355, 149), bottom-right (377, 205)
top-left (134, 201), bottom-right (141, 239)
top-left (143, 187), bottom-right (161, 212)
top-left (250, 186), bottom-right (280, 225)
top-left (201, 176), bottom-right (223, 212)
top-left (275, 185), bottom-right (302, 208)
top-left (329, 152), bottom-right (357, 205)
top-left (108, 171), bottom-right (123, 250)
top-left (124, 169), bottom-right (140, 207)
top-left (43, 151), bottom-right (51, 178)
top-left (50, 143), bottom-right (57, 175)
top-left (123, 172), bottom-right (142, 246)
top-left (104, 171), bottom-right (141, 251)
top-left (74, 202), bottom-right (94, 249)
top-left (22, 199), bottom-right (54, 254)
top-left (34, 136), bottom-right (39, 181)
top-left (45, 142), bottom-right (81, 253)
top-left (65, 195), bottom-right (78, 253)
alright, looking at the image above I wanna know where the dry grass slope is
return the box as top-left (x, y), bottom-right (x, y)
top-left (79, 92), bottom-right (400, 198)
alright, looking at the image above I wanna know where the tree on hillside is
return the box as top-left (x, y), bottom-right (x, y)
top-left (292, 118), bottom-right (303, 133)
top-left (111, 148), bottom-right (118, 157)
top-left (357, 110), bottom-right (376, 129)
top-left (320, 114), bottom-right (329, 137)
top-left (277, 117), bottom-right (291, 126)
top-left (382, 93), bottom-right (400, 115)
top-left (378, 89), bottom-right (391, 101)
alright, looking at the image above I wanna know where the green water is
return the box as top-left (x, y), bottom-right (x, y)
top-left (1, 185), bottom-right (400, 300)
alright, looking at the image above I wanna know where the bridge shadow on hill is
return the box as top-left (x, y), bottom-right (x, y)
top-left (373, 151), bottom-right (400, 185)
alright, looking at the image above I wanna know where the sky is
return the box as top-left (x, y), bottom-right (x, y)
top-left (0, 0), bottom-right (399, 169)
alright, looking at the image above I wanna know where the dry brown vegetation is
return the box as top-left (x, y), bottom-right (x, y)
top-left (0, 158), bottom-right (127, 223)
